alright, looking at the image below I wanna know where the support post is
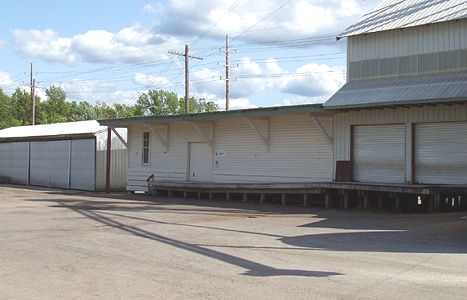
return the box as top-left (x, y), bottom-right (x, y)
top-left (225, 34), bottom-right (230, 111)
top-left (378, 194), bottom-right (383, 209)
top-left (243, 193), bottom-right (247, 203)
top-left (364, 194), bottom-right (369, 209)
top-left (344, 192), bottom-right (349, 209)
top-left (303, 194), bottom-right (308, 207)
top-left (325, 192), bottom-right (331, 209)
top-left (260, 193), bottom-right (265, 204)
top-left (105, 127), bottom-right (111, 193)
top-left (281, 194), bottom-right (286, 206)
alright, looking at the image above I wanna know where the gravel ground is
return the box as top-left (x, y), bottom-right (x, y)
top-left (0, 184), bottom-right (466, 300)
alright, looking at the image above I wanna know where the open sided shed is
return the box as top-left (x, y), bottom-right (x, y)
top-left (0, 120), bottom-right (127, 191)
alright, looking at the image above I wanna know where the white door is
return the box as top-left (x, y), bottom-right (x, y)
top-left (353, 124), bottom-right (406, 183)
top-left (189, 143), bottom-right (212, 181)
top-left (70, 139), bottom-right (96, 190)
top-left (415, 122), bottom-right (467, 184)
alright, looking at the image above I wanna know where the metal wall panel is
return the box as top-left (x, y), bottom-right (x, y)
top-left (48, 141), bottom-right (71, 189)
top-left (0, 142), bottom-right (29, 184)
top-left (70, 139), bottom-right (96, 191)
top-left (349, 19), bottom-right (467, 62)
top-left (353, 125), bottom-right (406, 183)
top-left (30, 142), bottom-right (50, 187)
top-left (415, 122), bottom-right (467, 184)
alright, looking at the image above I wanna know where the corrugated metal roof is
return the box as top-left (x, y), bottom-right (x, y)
top-left (339, 0), bottom-right (467, 38)
top-left (98, 104), bottom-right (325, 127)
top-left (0, 120), bottom-right (106, 140)
top-left (323, 71), bottom-right (467, 109)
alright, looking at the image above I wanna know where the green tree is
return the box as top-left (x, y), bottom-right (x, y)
top-left (135, 89), bottom-right (218, 116)
top-left (43, 86), bottom-right (69, 123)
top-left (10, 88), bottom-right (31, 126)
top-left (0, 89), bottom-right (20, 129)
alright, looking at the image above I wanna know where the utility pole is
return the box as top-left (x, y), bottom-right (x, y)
top-left (169, 45), bottom-right (203, 114)
top-left (225, 34), bottom-right (230, 111)
top-left (29, 63), bottom-right (36, 125)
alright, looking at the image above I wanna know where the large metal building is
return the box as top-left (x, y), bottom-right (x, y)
top-left (0, 120), bottom-right (127, 191)
top-left (325, 0), bottom-right (467, 186)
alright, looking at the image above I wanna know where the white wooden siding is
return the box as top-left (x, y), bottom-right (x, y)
top-left (334, 103), bottom-right (467, 182)
top-left (125, 114), bottom-right (333, 191)
top-left (348, 19), bottom-right (467, 62)
top-left (0, 142), bottom-right (29, 184)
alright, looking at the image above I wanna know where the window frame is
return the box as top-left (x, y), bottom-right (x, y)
top-left (142, 131), bottom-right (150, 165)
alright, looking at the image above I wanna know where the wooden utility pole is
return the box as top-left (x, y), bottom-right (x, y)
top-left (169, 45), bottom-right (203, 114)
top-left (225, 34), bottom-right (230, 111)
top-left (29, 63), bottom-right (36, 125)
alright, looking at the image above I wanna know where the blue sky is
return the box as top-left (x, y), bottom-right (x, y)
top-left (0, 0), bottom-right (378, 109)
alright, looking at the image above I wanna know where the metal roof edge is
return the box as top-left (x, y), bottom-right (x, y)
top-left (323, 98), bottom-right (467, 111)
top-left (98, 103), bottom-right (326, 127)
top-left (0, 133), bottom-right (97, 143)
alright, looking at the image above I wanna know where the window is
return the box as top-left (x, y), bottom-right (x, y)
top-left (142, 132), bottom-right (150, 164)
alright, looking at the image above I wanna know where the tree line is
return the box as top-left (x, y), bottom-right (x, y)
top-left (0, 86), bottom-right (218, 129)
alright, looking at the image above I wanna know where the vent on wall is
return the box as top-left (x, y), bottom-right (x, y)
top-left (349, 49), bottom-right (467, 81)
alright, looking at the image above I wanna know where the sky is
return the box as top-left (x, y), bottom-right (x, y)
top-left (0, 0), bottom-right (379, 110)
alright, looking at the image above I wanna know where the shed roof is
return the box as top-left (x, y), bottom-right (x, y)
top-left (0, 120), bottom-right (106, 142)
top-left (323, 71), bottom-right (467, 109)
top-left (98, 103), bottom-right (325, 127)
top-left (338, 0), bottom-right (467, 39)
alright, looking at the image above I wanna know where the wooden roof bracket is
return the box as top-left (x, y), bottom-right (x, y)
top-left (310, 115), bottom-right (333, 146)
top-left (190, 121), bottom-right (214, 147)
top-left (109, 126), bottom-right (128, 148)
top-left (242, 116), bottom-right (270, 151)
top-left (143, 123), bottom-right (169, 152)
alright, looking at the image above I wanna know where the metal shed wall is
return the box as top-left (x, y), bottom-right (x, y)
top-left (348, 19), bottom-right (467, 63)
top-left (0, 142), bottom-right (29, 184)
top-left (125, 114), bottom-right (333, 192)
top-left (95, 129), bottom-right (128, 191)
top-left (333, 102), bottom-right (467, 182)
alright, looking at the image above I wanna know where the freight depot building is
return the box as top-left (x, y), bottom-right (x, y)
top-left (0, 120), bottom-right (127, 191)
top-left (100, 0), bottom-right (467, 212)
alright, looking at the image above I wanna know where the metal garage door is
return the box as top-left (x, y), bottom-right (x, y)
top-left (30, 141), bottom-right (70, 188)
top-left (30, 142), bottom-right (50, 187)
top-left (70, 139), bottom-right (96, 191)
top-left (0, 142), bottom-right (29, 184)
top-left (353, 124), bottom-right (406, 183)
top-left (48, 141), bottom-right (71, 189)
top-left (415, 122), bottom-right (467, 184)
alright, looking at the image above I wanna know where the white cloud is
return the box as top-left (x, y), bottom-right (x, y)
top-left (142, 3), bottom-right (164, 13)
top-left (13, 25), bottom-right (181, 65)
top-left (0, 71), bottom-right (14, 90)
top-left (0, 39), bottom-right (6, 48)
top-left (13, 29), bottom-right (75, 64)
top-left (133, 73), bottom-right (173, 88)
top-left (153, 0), bottom-right (376, 44)
top-left (281, 63), bottom-right (345, 97)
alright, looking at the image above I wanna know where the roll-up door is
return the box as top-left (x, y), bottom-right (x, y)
top-left (30, 141), bottom-right (50, 187)
top-left (353, 124), bottom-right (406, 183)
top-left (415, 122), bottom-right (467, 184)
top-left (70, 139), bottom-right (96, 190)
